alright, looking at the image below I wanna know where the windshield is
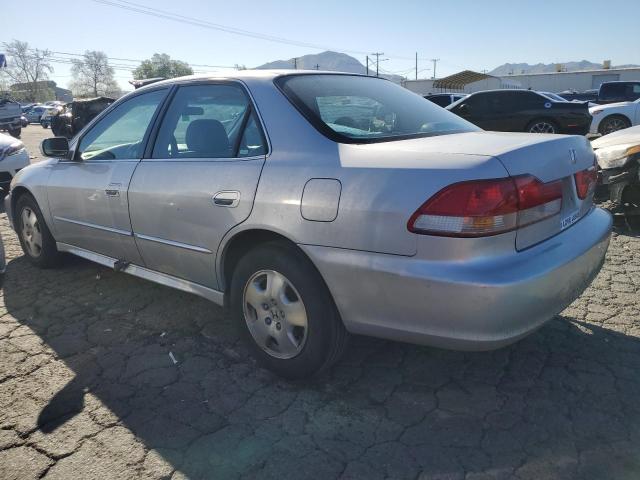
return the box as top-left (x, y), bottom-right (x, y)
top-left (276, 74), bottom-right (479, 143)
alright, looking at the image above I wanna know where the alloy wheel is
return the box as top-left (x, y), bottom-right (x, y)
top-left (242, 269), bottom-right (308, 359)
top-left (602, 118), bottom-right (628, 135)
top-left (529, 122), bottom-right (556, 134)
top-left (20, 207), bottom-right (43, 258)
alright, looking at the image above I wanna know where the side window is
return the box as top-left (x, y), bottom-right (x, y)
top-left (77, 89), bottom-right (166, 161)
top-left (152, 84), bottom-right (253, 159)
top-left (600, 83), bottom-right (626, 101)
top-left (238, 113), bottom-right (267, 158)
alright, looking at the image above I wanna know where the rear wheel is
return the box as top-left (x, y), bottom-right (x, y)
top-left (15, 194), bottom-right (61, 268)
top-left (526, 119), bottom-right (558, 134)
top-left (598, 115), bottom-right (631, 136)
top-left (230, 242), bottom-right (348, 379)
top-left (8, 127), bottom-right (21, 139)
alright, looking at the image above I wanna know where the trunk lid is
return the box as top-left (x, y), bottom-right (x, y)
top-left (488, 132), bottom-right (596, 250)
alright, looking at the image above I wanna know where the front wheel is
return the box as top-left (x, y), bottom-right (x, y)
top-left (230, 242), bottom-right (348, 379)
top-left (527, 119), bottom-right (558, 134)
top-left (15, 194), bottom-right (61, 268)
top-left (8, 127), bottom-right (21, 138)
top-left (598, 115), bottom-right (631, 136)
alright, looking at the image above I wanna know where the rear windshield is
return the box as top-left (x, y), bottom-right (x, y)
top-left (276, 74), bottom-right (479, 143)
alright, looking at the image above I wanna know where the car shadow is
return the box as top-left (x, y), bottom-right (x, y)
top-left (3, 250), bottom-right (640, 479)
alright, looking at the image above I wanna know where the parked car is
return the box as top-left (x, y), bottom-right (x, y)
top-left (593, 125), bottom-right (640, 219)
top-left (40, 105), bottom-right (63, 129)
top-left (21, 103), bottom-right (36, 113)
top-left (0, 98), bottom-right (23, 138)
top-left (424, 93), bottom-right (467, 108)
top-left (23, 105), bottom-right (48, 124)
top-left (0, 132), bottom-right (29, 193)
top-left (447, 89), bottom-right (592, 134)
top-left (589, 98), bottom-right (640, 135)
top-left (51, 97), bottom-right (114, 139)
top-left (5, 72), bottom-right (611, 378)
top-left (595, 81), bottom-right (640, 105)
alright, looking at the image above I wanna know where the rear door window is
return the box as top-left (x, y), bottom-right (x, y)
top-left (600, 83), bottom-right (627, 101)
top-left (152, 84), bottom-right (266, 159)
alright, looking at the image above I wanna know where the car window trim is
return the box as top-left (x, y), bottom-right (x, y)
top-left (143, 79), bottom-right (270, 162)
top-left (70, 86), bottom-right (171, 162)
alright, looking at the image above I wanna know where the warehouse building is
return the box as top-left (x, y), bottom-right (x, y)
top-left (403, 66), bottom-right (640, 96)
top-left (497, 66), bottom-right (640, 93)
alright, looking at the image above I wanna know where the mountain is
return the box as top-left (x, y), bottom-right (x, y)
top-left (256, 51), bottom-right (403, 82)
top-left (490, 60), bottom-right (640, 76)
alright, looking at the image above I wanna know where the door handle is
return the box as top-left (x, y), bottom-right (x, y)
top-left (213, 190), bottom-right (240, 208)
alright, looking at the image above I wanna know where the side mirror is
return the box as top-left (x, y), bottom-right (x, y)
top-left (41, 137), bottom-right (70, 159)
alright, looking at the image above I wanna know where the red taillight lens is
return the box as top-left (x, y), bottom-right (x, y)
top-left (574, 167), bottom-right (597, 199)
top-left (408, 175), bottom-right (563, 237)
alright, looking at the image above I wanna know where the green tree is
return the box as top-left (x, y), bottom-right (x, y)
top-left (133, 53), bottom-right (193, 80)
top-left (71, 50), bottom-right (120, 98)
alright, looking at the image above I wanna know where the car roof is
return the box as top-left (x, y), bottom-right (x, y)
top-left (135, 69), bottom-right (375, 91)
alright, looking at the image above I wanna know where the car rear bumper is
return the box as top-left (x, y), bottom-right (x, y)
top-left (300, 207), bottom-right (612, 350)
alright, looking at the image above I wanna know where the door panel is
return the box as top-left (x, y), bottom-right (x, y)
top-left (48, 160), bottom-right (143, 263)
top-left (128, 83), bottom-right (268, 289)
top-left (47, 88), bottom-right (167, 262)
top-left (128, 159), bottom-right (264, 288)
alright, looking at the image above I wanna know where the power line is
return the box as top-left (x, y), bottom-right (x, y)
top-left (90, 0), bottom-right (431, 62)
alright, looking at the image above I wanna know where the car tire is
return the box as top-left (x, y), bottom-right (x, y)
top-left (230, 242), bottom-right (349, 379)
top-left (598, 115), bottom-right (631, 136)
top-left (41, 122), bottom-right (48, 129)
top-left (15, 194), bottom-right (62, 269)
top-left (526, 119), bottom-right (559, 134)
top-left (8, 128), bottom-right (21, 139)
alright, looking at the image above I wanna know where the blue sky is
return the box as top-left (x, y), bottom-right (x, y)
top-left (3, 0), bottom-right (640, 91)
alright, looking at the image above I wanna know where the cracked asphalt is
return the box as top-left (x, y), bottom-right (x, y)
top-left (1, 128), bottom-right (640, 479)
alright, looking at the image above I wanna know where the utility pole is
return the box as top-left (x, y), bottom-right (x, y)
top-left (415, 52), bottom-right (418, 80)
top-left (314, 64), bottom-right (320, 70)
top-left (431, 58), bottom-right (440, 79)
top-left (365, 55), bottom-right (369, 76)
top-left (371, 52), bottom-right (384, 77)
top-left (293, 57), bottom-right (298, 69)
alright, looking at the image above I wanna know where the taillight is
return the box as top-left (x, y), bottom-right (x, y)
top-left (574, 166), bottom-right (597, 199)
top-left (408, 175), bottom-right (563, 237)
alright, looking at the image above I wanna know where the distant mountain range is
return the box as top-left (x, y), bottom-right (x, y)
top-left (255, 51), bottom-right (403, 82)
top-left (255, 51), bottom-right (639, 81)
top-left (489, 61), bottom-right (640, 76)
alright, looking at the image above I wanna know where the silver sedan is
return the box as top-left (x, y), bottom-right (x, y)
top-left (5, 71), bottom-right (611, 378)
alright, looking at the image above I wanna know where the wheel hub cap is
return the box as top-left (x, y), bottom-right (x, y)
top-left (20, 207), bottom-right (43, 258)
top-left (242, 269), bottom-right (308, 359)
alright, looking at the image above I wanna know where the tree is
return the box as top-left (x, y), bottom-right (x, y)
top-left (70, 50), bottom-right (119, 98)
top-left (2, 40), bottom-right (53, 102)
top-left (133, 53), bottom-right (193, 80)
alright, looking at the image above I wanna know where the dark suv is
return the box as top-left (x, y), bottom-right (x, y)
top-left (447, 89), bottom-right (592, 135)
top-left (596, 81), bottom-right (640, 105)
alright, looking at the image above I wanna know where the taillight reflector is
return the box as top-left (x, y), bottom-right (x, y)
top-left (408, 175), bottom-right (563, 237)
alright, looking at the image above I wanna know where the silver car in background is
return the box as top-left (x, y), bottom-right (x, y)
top-left (5, 71), bottom-right (611, 378)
